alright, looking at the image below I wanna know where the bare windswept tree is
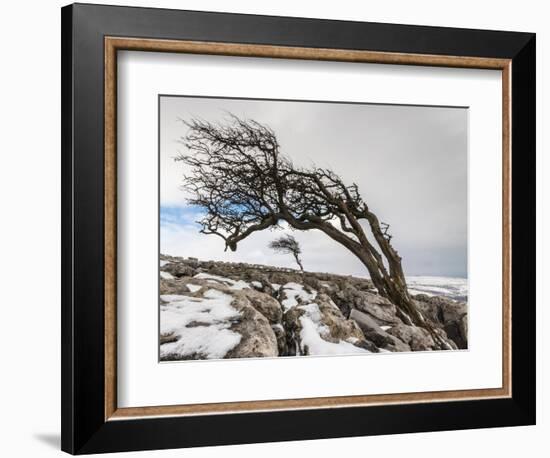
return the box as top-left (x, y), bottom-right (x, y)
top-left (269, 235), bottom-right (304, 272)
top-left (176, 115), bottom-right (451, 349)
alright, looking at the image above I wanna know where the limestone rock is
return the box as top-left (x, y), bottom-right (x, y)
top-left (159, 255), bottom-right (468, 356)
top-left (160, 277), bottom-right (191, 295)
top-left (414, 295), bottom-right (468, 349)
top-left (160, 283), bottom-right (278, 360)
top-left (161, 262), bottom-right (197, 278)
top-left (350, 309), bottom-right (410, 352)
top-left (225, 293), bottom-right (279, 359)
top-left (237, 289), bottom-right (283, 324)
top-left (284, 293), bottom-right (378, 355)
top-left (386, 324), bottom-right (438, 351)
top-left (335, 285), bottom-right (402, 326)
top-left (271, 323), bottom-right (288, 356)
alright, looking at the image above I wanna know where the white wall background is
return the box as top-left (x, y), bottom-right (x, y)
top-left (0, 1), bottom-right (545, 456)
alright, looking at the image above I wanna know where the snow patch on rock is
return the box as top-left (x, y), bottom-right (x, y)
top-left (186, 284), bottom-right (202, 293)
top-left (281, 282), bottom-right (317, 310)
top-left (298, 303), bottom-right (370, 355)
top-left (194, 273), bottom-right (250, 290)
top-left (160, 289), bottom-right (242, 359)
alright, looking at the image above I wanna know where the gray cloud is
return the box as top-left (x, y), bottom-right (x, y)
top-left (160, 96), bottom-right (467, 277)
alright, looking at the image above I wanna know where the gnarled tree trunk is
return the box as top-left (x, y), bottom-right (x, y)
top-left (279, 209), bottom-right (451, 350)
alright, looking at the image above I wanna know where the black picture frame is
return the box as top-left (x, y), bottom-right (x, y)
top-left (61, 3), bottom-right (535, 454)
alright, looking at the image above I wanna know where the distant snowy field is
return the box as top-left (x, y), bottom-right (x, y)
top-left (406, 276), bottom-right (468, 302)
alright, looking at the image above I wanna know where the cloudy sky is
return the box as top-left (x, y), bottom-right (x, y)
top-left (160, 95), bottom-right (468, 278)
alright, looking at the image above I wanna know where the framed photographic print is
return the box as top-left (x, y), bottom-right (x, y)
top-left (61, 3), bottom-right (536, 454)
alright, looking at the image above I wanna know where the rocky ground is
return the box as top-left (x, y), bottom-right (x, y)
top-left (159, 255), bottom-right (468, 361)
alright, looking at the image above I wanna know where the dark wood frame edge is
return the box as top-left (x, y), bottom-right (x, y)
top-left (62, 3), bottom-right (535, 454)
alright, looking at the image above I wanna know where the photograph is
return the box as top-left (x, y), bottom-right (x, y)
top-left (159, 96), bottom-right (468, 361)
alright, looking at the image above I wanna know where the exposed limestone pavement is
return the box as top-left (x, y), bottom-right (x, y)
top-left (159, 255), bottom-right (467, 360)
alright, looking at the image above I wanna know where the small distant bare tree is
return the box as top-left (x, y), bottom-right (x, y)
top-left (269, 235), bottom-right (304, 271)
top-left (176, 115), bottom-right (451, 349)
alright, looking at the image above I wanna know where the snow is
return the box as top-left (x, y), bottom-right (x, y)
top-left (271, 283), bottom-right (281, 290)
top-left (380, 325), bottom-right (392, 331)
top-left (160, 288), bottom-right (242, 359)
top-left (186, 284), bottom-right (202, 293)
top-left (163, 326), bottom-right (241, 361)
top-left (281, 282), bottom-right (317, 310)
top-left (160, 260), bottom-right (170, 267)
top-left (160, 271), bottom-right (174, 280)
top-left (194, 273), bottom-right (250, 290)
top-left (278, 283), bottom-right (368, 355)
top-left (406, 276), bottom-right (468, 301)
top-left (250, 281), bottom-right (263, 289)
top-left (297, 303), bottom-right (370, 355)
top-left (408, 288), bottom-right (436, 297)
top-left (160, 294), bottom-right (187, 302)
top-left (299, 303), bottom-right (323, 322)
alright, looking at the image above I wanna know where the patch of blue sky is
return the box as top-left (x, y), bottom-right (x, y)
top-left (160, 205), bottom-right (204, 229)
